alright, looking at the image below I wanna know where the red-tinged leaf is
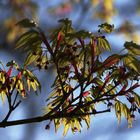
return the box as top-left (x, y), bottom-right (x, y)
top-left (67, 106), bottom-right (73, 113)
top-left (83, 91), bottom-right (90, 97)
top-left (103, 54), bottom-right (120, 68)
top-left (21, 89), bottom-right (26, 98)
top-left (57, 31), bottom-right (62, 41)
top-left (92, 39), bottom-right (96, 55)
top-left (56, 31), bottom-right (64, 49)
top-left (105, 74), bottom-right (110, 83)
top-left (17, 72), bottom-right (22, 79)
top-left (7, 66), bottom-right (13, 77)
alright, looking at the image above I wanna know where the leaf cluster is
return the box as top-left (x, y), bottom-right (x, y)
top-left (0, 18), bottom-right (140, 136)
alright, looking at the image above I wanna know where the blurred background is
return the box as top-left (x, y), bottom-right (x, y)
top-left (0, 0), bottom-right (140, 140)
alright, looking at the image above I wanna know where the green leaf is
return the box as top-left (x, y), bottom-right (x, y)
top-left (115, 101), bottom-right (121, 124)
top-left (123, 55), bottom-right (140, 74)
top-left (71, 119), bottom-right (75, 133)
top-left (59, 18), bottom-right (72, 27)
top-left (6, 60), bottom-right (19, 69)
top-left (0, 72), bottom-right (6, 84)
top-left (45, 89), bottom-right (60, 102)
top-left (106, 84), bottom-right (116, 95)
top-left (30, 81), bottom-right (37, 91)
top-left (121, 104), bottom-right (129, 119)
top-left (98, 23), bottom-right (114, 33)
top-left (15, 30), bottom-right (41, 50)
top-left (63, 120), bottom-right (70, 136)
top-left (16, 18), bottom-right (37, 28)
top-left (97, 37), bottom-right (111, 53)
top-left (94, 77), bottom-right (104, 86)
top-left (27, 78), bottom-right (31, 91)
top-left (124, 41), bottom-right (140, 55)
top-left (84, 115), bottom-right (90, 129)
top-left (1, 91), bottom-right (6, 104)
top-left (127, 117), bottom-right (133, 128)
top-left (85, 97), bottom-right (93, 102)
top-left (115, 101), bottom-right (132, 126)
top-left (67, 30), bottom-right (93, 39)
top-left (75, 119), bottom-right (81, 132)
top-left (58, 18), bottom-right (74, 34)
top-left (6, 60), bottom-right (15, 66)
top-left (32, 76), bottom-right (41, 92)
top-left (132, 91), bottom-right (140, 107)
top-left (24, 69), bottom-right (41, 92)
top-left (54, 119), bottom-right (61, 133)
top-left (48, 96), bottom-right (62, 108)
top-left (24, 53), bottom-right (39, 67)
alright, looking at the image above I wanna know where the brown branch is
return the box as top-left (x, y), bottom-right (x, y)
top-left (78, 38), bottom-right (86, 106)
top-left (3, 91), bottom-right (21, 122)
top-left (37, 27), bottom-right (54, 57)
top-left (0, 109), bottom-right (110, 128)
top-left (37, 27), bottom-right (67, 115)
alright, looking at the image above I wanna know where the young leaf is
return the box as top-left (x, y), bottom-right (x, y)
top-left (16, 18), bottom-right (37, 28)
top-left (115, 101), bottom-right (132, 126)
top-left (7, 66), bottom-right (13, 77)
top-left (83, 91), bottom-right (90, 97)
top-left (69, 30), bottom-right (93, 39)
top-left (15, 30), bottom-right (41, 50)
top-left (121, 104), bottom-right (129, 119)
top-left (98, 23), bottom-right (114, 33)
top-left (123, 55), bottom-right (140, 74)
top-left (24, 53), bottom-right (39, 67)
top-left (97, 37), bottom-right (111, 51)
top-left (75, 119), bottom-right (81, 132)
top-left (124, 41), bottom-right (140, 55)
top-left (71, 119), bottom-right (75, 133)
top-left (23, 69), bottom-right (41, 92)
top-left (30, 81), bottom-right (37, 91)
top-left (132, 91), bottom-right (140, 107)
top-left (63, 120), bottom-right (70, 136)
top-left (1, 91), bottom-right (6, 104)
top-left (102, 54), bottom-right (120, 68)
top-left (115, 101), bottom-right (121, 124)
top-left (54, 119), bottom-right (61, 133)
top-left (84, 115), bottom-right (90, 129)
